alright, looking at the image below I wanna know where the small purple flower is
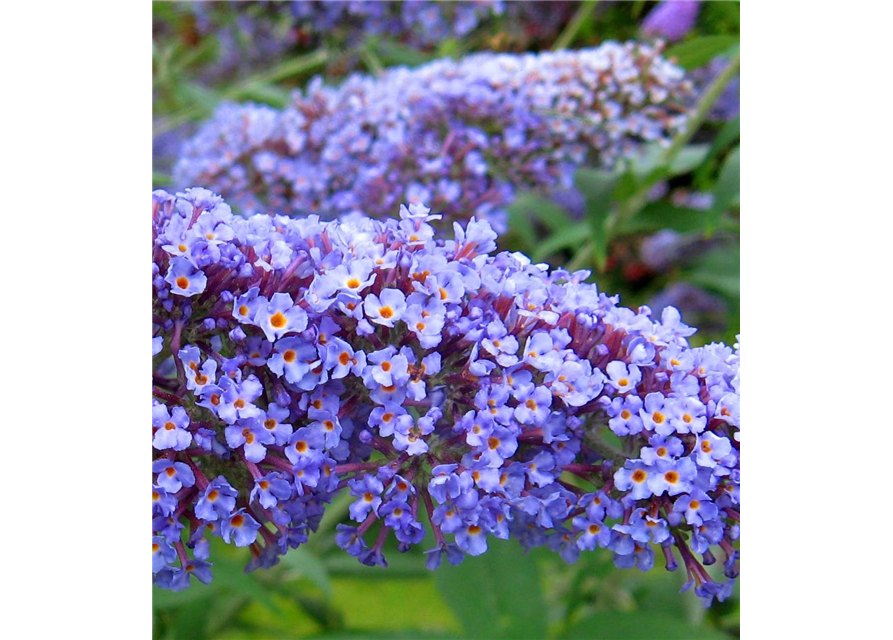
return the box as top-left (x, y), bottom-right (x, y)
top-left (152, 459), bottom-right (195, 493)
top-left (225, 417), bottom-right (276, 462)
top-left (194, 476), bottom-right (238, 521)
top-left (424, 542), bottom-right (465, 570)
top-left (250, 472), bottom-right (293, 509)
top-left (335, 524), bottom-right (366, 557)
top-left (672, 490), bottom-right (719, 526)
top-left (165, 257), bottom-right (207, 297)
top-left (614, 462), bottom-right (654, 501)
top-left (152, 404), bottom-right (192, 451)
top-left (641, 1), bottom-right (700, 43)
top-left (640, 392), bottom-right (673, 435)
top-left (254, 292), bottom-right (308, 342)
top-left (606, 360), bottom-right (642, 394)
top-left (455, 522), bottom-right (488, 556)
top-left (647, 458), bottom-right (697, 497)
top-left (513, 385), bottom-right (552, 425)
top-left (364, 289), bottom-right (407, 327)
top-left (221, 508), bottom-right (262, 547)
top-left (152, 537), bottom-right (177, 573)
top-left (572, 515), bottom-right (611, 550)
top-left (606, 395), bottom-right (645, 436)
top-left (152, 486), bottom-right (178, 517)
top-left (267, 336), bottom-right (320, 385)
top-left (348, 474), bottom-right (384, 522)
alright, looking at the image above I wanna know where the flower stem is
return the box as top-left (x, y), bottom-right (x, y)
top-left (554, 1), bottom-right (598, 50)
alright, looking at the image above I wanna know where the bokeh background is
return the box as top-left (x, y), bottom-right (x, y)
top-left (152, 2), bottom-right (740, 638)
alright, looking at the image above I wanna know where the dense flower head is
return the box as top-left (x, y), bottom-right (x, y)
top-left (152, 189), bottom-right (739, 606)
top-left (291, 0), bottom-right (506, 48)
top-left (173, 42), bottom-right (692, 231)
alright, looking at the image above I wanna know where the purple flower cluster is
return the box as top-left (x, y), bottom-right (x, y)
top-left (641, 1), bottom-right (701, 43)
top-left (173, 43), bottom-right (692, 231)
top-left (152, 188), bottom-right (739, 605)
top-left (291, 0), bottom-right (505, 48)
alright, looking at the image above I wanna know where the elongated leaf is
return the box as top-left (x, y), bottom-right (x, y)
top-left (531, 221), bottom-right (592, 263)
top-left (153, 583), bottom-right (218, 610)
top-left (231, 83), bottom-right (292, 109)
top-left (631, 143), bottom-right (710, 180)
top-left (575, 168), bottom-right (618, 219)
top-left (696, 116), bottom-right (740, 186)
top-left (153, 171), bottom-right (172, 188)
top-left (507, 192), bottom-right (574, 234)
top-left (665, 35), bottom-right (740, 70)
top-left (619, 203), bottom-right (713, 235)
top-left (210, 551), bottom-right (283, 614)
top-left (434, 539), bottom-right (547, 640)
top-left (169, 593), bottom-right (215, 640)
top-left (708, 146), bottom-right (740, 233)
top-left (669, 143), bottom-right (712, 176)
top-left (280, 546), bottom-right (333, 597)
top-left (575, 168), bottom-right (623, 270)
top-left (371, 38), bottom-right (433, 67)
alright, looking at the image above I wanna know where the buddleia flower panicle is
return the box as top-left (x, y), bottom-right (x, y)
top-left (173, 42), bottom-right (692, 231)
top-left (152, 189), bottom-right (739, 606)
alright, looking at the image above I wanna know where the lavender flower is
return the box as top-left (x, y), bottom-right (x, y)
top-left (641, 1), bottom-right (701, 42)
top-left (174, 43), bottom-right (692, 231)
top-left (152, 189), bottom-right (739, 604)
top-left (291, 0), bottom-right (505, 48)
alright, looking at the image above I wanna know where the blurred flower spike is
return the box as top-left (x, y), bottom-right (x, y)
top-left (173, 42), bottom-right (692, 232)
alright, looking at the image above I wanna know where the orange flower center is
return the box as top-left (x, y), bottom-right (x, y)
top-left (269, 311), bottom-right (287, 328)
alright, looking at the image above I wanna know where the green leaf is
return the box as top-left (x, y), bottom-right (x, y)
top-left (371, 38), bottom-right (433, 67)
top-left (169, 593), bottom-right (215, 640)
top-left (209, 551), bottom-right (284, 614)
top-left (507, 192), bottom-right (573, 234)
top-left (562, 610), bottom-right (730, 640)
top-left (231, 83), bottom-right (292, 109)
top-left (280, 546), bottom-right (333, 597)
top-left (619, 202), bottom-right (713, 235)
top-left (574, 168), bottom-right (623, 270)
top-left (153, 171), bottom-right (172, 188)
top-left (530, 222), bottom-right (593, 263)
top-left (707, 145), bottom-right (740, 233)
top-left (665, 35), bottom-right (740, 70)
top-left (669, 144), bottom-right (712, 176)
top-left (686, 245), bottom-right (740, 299)
top-left (628, 143), bottom-right (709, 181)
top-left (175, 82), bottom-right (219, 110)
top-left (505, 200), bottom-right (538, 250)
top-left (434, 539), bottom-right (547, 640)
top-left (436, 37), bottom-right (462, 59)
top-left (153, 583), bottom-right (218, 610)
top-left (575, 168), bottom-right (618, 217)
top-left (612, 170), bottom-right (642, 205)
top-left (695, 116), bottom-right (740, 186)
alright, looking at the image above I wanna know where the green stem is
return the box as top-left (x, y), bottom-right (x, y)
top-left (619, 50), bottom-right (741, 224)
top-left (663, 50), bottom-right (741, 162)
top-left (554, 0), bottom-right (598, 50)
top-left (565, 241), bottom-right (594, 273)
top-left (360, 46), bottom-right (385, 76)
